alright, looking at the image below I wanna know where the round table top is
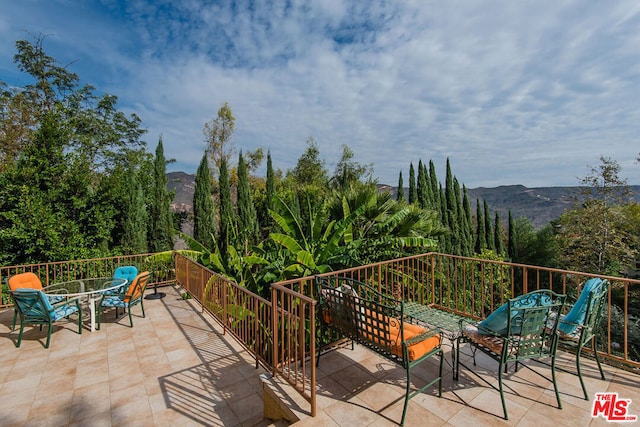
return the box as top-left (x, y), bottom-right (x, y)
top-left (43, 277), bottom-right (127, 297)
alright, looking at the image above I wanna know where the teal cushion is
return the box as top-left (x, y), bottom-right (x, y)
top-left (558, 278), bottom-right (603, 335)
top-left (478, 291), bottom-right (550, 335)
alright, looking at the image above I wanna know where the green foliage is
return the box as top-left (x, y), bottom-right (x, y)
top-left (331, 144), bottom-right (373, 189)
top-left (408, 162), bottom-right (417, 204)
top-left (557, 157), bottom-right (638, 275)
top-left (148, 138), bottom-right (174, 252)
top-left (204, 101), bottom-right (236, 174)
top-left (218, 157), bottom-right (235, 256)
top-left (397, 170), bottom-right (404, 202)
top-left (193, 154), bottom-right (215, 249)
top-left (236, 151), bottom-right (258, 248)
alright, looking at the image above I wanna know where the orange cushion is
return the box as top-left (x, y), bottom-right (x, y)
top-left (8, 272), bottom-right (43, 291)
top-left (392, 322), bottom-right (441, 361)
top-left (362, 317), bottom-right (440, 361)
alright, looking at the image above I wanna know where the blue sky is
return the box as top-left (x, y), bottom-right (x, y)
top-left (2, 0), bottom-right (640, 188)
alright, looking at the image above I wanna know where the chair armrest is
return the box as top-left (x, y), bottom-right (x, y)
top-left (459, 317), bottom-right (505, 338)
top-left (405, 329), bottom-right (442, 347)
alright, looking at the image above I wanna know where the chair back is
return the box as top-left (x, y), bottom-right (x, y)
top-left (505, 289), bottom-right (566, 361)
top-left (124, 272), bottom-right (151, 303)
top-left (9, 272), bottom-right (44, 291)
top-left (113, 266), bottom-right (138, 286)
top-left (558, 278), bottom-right (608, 336)
top-left (12, 289), bottom-right (53, 322)
top-left (569, 280), bottom-right (610, 344)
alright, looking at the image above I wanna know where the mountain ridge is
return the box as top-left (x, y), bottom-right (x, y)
top-left (167, 172), bottom-right (640, 229)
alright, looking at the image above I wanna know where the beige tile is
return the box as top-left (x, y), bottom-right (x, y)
top-left (2, 284), bottom-right (640, 427)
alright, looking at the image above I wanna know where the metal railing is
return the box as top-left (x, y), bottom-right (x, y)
top-left (5, 251), bottom-right (638, 419)
top-left (0, 253), bottom-right (176, 308)
top-left (174, 253), bottom-right (274, 370)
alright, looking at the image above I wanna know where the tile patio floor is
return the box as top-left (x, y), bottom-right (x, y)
top-left (1, 285), bottom-right (639, 426)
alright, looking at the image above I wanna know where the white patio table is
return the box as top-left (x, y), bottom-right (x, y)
top-left (43, 277), bottom-right (127, 332)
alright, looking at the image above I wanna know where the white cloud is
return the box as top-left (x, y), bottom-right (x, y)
top-left (2, 0), bottom-right (640, 187)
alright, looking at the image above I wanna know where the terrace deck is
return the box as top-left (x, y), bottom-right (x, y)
top-left (0, 285), bottom-right (638, 426)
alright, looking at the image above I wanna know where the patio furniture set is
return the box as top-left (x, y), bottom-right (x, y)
top-left (316, 275), bottom-right (610, 423)
top-left (7, 267), bottom-right (151, 348)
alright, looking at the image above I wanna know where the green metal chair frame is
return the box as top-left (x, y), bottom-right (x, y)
top-left (315, 276), bottom-right (443, 427)
top-left (455, 289), bottom-right (566, 420)
top-left (556, 279), bottom-right (610, 400)
top-left (11, 288), bottom-right (82, 348)
top-left (97, 271), bottom-right (150, 328)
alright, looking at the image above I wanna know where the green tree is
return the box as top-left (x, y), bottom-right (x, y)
top-left (0, 36), bottom-right (147, 263)
top-left (332, 144), bottom-right (373, 188)
top-left (397, 171), bottom-right (404, 202)
top-left (203, 101), bottom-right (235, 176)
top-left (193, 154), bottom-right (216, 250)
top-left (121, 167), bottom-right (148, 254)
top-left (408, 163), bottom-right (417, 204)
top-left (508, 210), bottom-right (517, 261)
top-left (494, 211), bottom-right (504, 256)
top-left (417, 160), bottom-right (429, 209)
top-left (484, 200), bottom-right (494, 251)
top-left (148, 138), bottom-right (174, 252)
top-left (236, 151), bottom-right (258, 249)
top-left (475, 199), bottom-right (486, 253)
top-left (557, 156), bottom-right (637, 274)
top-left (218, 157), bottom-right (234, 256)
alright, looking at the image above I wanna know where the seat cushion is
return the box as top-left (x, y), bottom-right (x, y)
top-left (389, 321), bottom-right (441, 361)
top-left (101, 296), bottom-right (128, 308)
top-left (51, 302), bottom-right (80, 321)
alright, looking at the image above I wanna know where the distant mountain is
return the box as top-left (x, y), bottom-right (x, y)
top-left (167, 172), bottom-right (640, 229)
top-left (167, 171), bottom-right (195, 212)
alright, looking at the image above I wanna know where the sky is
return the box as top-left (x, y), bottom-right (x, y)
top-left (2, 0), bottom-right (640, 188)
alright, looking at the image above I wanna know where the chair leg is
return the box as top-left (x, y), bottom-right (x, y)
top-left (12, 309), bottom-right (17, 331)
top-left (454, 338), bottom-right (460, 381)
top-left (551, 353), bottom-right (563, 409)
top-left (401, 367), bottom-right (411, 426)
top-left (576, 345), bottom-right (588, 400)
top-left (16, 319), bottom-right (25, 348)
top-left (96, 305), bottom-right (102, 330)
top-left (128, 305), bottom-right (134, 327)
top-left (45, 322), bottom-right (52, 349)
top-left (140, 299), bottom-right (145, 318)
top-left (498, 362), bottom-right (508, 420)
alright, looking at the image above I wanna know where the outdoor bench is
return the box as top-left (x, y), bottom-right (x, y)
top-left (315, 276), bottom-right (443, 426)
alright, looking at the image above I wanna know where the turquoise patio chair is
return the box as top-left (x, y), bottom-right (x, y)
top-left (11, 288), bottom-right (82, 348)
top-left (97, 271), bottom-right (150, 328)
top-left (556, 278), bottom-right (610, 400)
top-left (8, 272), bottom-right (64, 331)
top-left (456, 289), bottom-right (567, 420)
top-left (105, 265), bottom-right (138, 299)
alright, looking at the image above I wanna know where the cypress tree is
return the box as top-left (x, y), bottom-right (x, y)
top-left (121, 168), bottom-right (148, 254)
top-left (475, 199), bottom-right (486, 253)
top-left (236, 151), bottom-right (258, 248)
top-left (417, 160), bottom-right (429, 209)
top-left (193, 154), bottom-right (215, 249)
top-left (461, 185), bottom-right (473, 256)
top-left (508, 210), bottom-right (518, 261)
top-left (484, 200), bottom-right (494, 251)
top-left (397, 171), bottom-right (405, 202)
top-left (429, 160), bottom-right (440, 208)
top-left (218, 157), bottom-right (234, 255)
top-left (408, 162), bottom-right (417, 204)
top-left (148, 138), bottom-right (174, 252)
top-left (263, 150), bottom-right (275, 235)
top-left (494, 211), bottom-right (504, 256)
